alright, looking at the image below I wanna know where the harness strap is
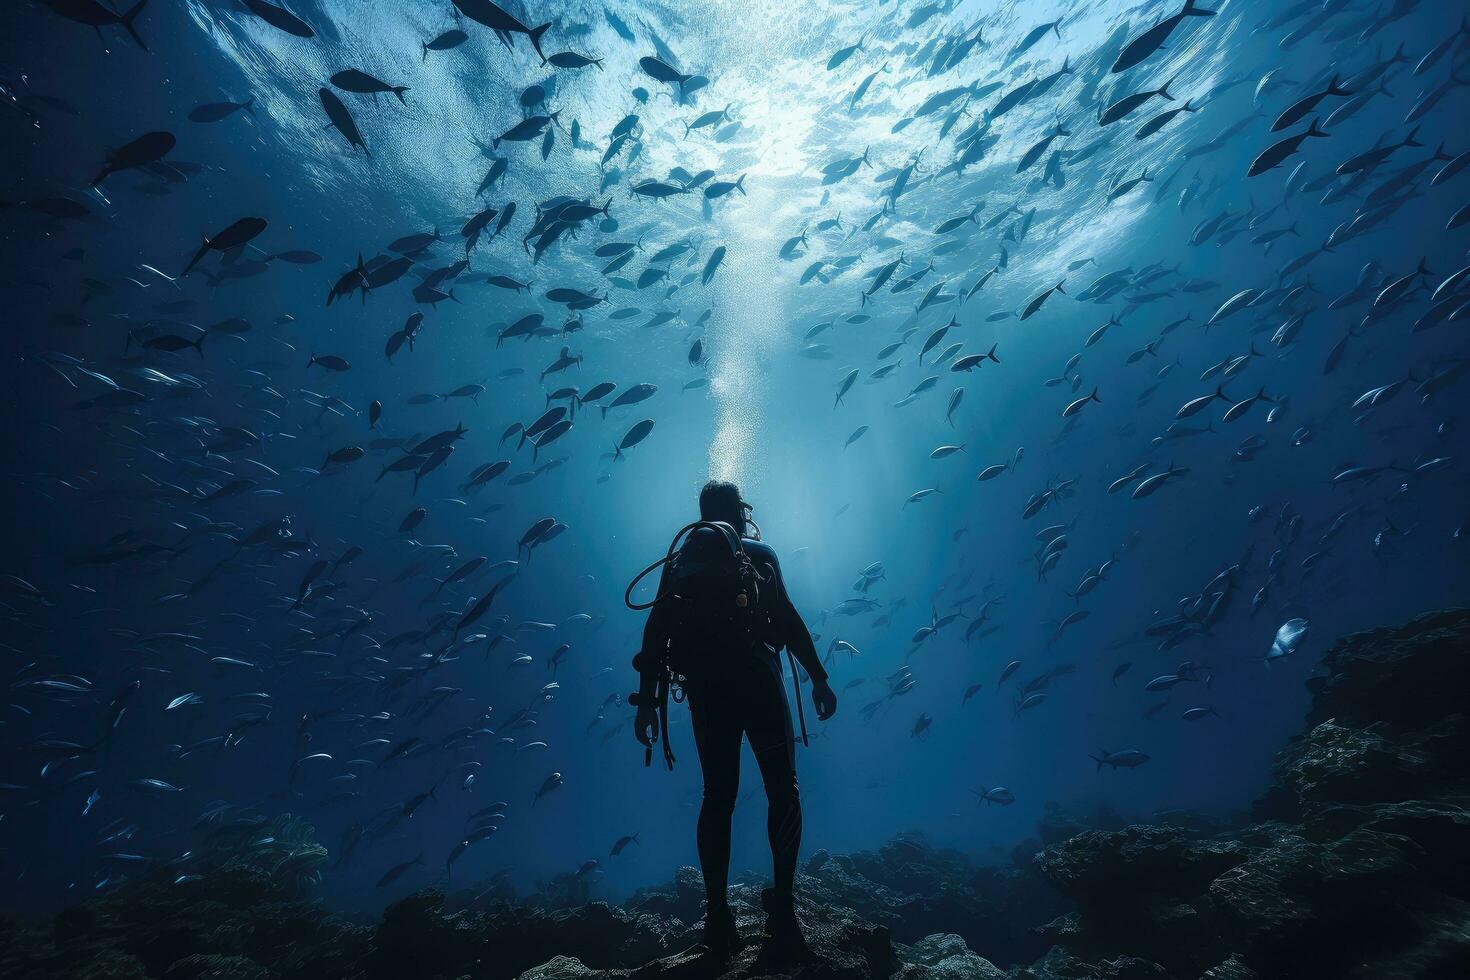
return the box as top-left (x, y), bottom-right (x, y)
top-left (657, 672), bottom-right (675, 770)
top-left (639, 670), bottom-right (678, 770)
top-left (624, 520), bottom-right (746, 610)
top-left (787, 650), bottom-right (810, 748)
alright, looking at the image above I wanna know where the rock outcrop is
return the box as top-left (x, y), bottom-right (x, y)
top-left (1017, 607), bottom-right (1470, 980)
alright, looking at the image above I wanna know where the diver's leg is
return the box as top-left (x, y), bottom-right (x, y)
top-left (746, 655), bottom-right (808, 958)
top-left (747, 655), bottom-right (801, 900)
top-left (689, 687), bottom-right (741, 913)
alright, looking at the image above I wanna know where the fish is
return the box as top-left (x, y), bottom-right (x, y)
top-left (1021, 281), bottom-right (1066, 320)
top-left (532, 771), bottom-right (563, 805)
top-left (1272, 74), bottom-right (1351, 132)
top-left (376, 854), bottom-right (423, 887)
top-left (242, 0), bottom-right (313, 37)
top-left (182, 217), bottom-right (267, 277)
top-left (1266, 618), bottom-right (1309, 665)
top-left (1247, 120), bottom-right (1329, 177)
top-left (1011, 19), bottom-right (1063, 61)
top-left (639, 56), bottom-right (691, 88)
top-left (1090, 749), bottom-right (1150, 771)
top-left (1135, 100), bottom-right (1196, 139)
top-left (92, 130), bottom-right (175, 185)
top-left (951, 345), bottom-right (1000, 372)
top-left (453, 0), bottom-right (552, 58)
top-left (42, 0), bottom-right (152, 48)
top-left (1018, 124), bottom-right (1069, 172)
top-left (702, 246), bottom-right (726, 285)
top-left (602, 383), bottom-right (656, 419)
top-left (424, 29), bottom-right (469, 59)
top-left (319, 88), bottom-right (369, 155)
top-left (331, 70), bottom-right (410, 105)
top-left (1099, 80), bottom-right (1174, 126)
top-left (1113, 0), bottom-right (1215, 73)
top-left (614, 419), bottom-right (655, 459)
top-left (1132, 463), bottom-right (1190, 499)
top-left (188, 98), bottom-right (255, 123)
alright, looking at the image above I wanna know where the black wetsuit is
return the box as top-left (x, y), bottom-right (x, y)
top-left (640, 532), bottom-right (827, 910)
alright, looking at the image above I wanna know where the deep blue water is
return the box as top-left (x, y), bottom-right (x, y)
top-left (1, 0), bottom-right (1468, 914)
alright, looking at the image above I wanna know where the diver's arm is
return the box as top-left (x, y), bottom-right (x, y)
top-left (782, 600), bottom-right (827, 684)
top-left (766, 551), bottom-right (836, 719)
top-left (636, 565), bottom-right (671, 700)
top-left (785, 600), bottom-right (837, 720)
top-left (640, 590), bottom-right (670, 696)
top-left (632, 565), bottom-right (673, 748)
top-left (765, 553), bottom-right (826, 683)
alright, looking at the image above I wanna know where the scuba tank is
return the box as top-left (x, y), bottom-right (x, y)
top-left (625, 521), bottom-right (808, 769)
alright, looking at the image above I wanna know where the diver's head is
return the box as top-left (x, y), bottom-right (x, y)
top-left (699, 479), bottom-right (753, 538)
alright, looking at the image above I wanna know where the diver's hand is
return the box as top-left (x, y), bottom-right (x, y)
top-left (812, 679), bottom-right (837, 721)
top-left (634, 705), bottom-right (658, 748)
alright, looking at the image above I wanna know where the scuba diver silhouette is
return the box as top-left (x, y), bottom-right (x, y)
top-left (628, 480), bottom-right (837, 961)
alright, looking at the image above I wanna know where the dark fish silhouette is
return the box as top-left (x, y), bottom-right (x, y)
top-left (640, 56), bottom-right (692, 87)
top-left (614, 419), bottom-right (655, 459)
top-left (242, 0), bottom-right (314, 38)
top-left (1099, 80), bottom-right (1173, 126)
top-left (182, 217), bottom-right (267, 277)
top-left (330, 70), bottom-right (410, 105)
top-left (92, 131), bottom-right (175, 186)
top-left (1247, 119), bottom-right (1328, 177)
top-left (1271, 74), bottom-right (1350, 132)
top-left (452, 0), bottom-right (551, 59)
top-left (319, 88), bottom-right (368, 155)
top-left (1112, 0), bottom-right (1215, 73)
top-left (41, 0), bottom-right (150, 50)
top-left (188, 98), bottom-right (255, 123)
top-left (423, 29), bottom-right (468, 60)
